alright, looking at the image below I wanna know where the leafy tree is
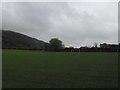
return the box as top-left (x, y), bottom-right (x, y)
top-left (49, 38), bottom-right (64, 51)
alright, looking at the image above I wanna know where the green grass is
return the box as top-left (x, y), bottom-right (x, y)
top-left (2, 49), bottom-right (118, 88)
top-left (0, 50), bottom-right (2, 89)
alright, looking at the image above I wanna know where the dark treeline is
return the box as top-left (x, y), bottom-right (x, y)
top-left (1, 30), bottom-right (120, 52)
top-left (65, 43), bottom-right (120, 52)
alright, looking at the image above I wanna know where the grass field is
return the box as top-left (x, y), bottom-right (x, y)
top-left (2, 49), bottom-right (118, 88)
top-left (0, 50), bottom-right (2, 89)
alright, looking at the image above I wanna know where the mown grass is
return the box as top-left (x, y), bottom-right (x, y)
top-left (0, 50), bottom-right (2, 89)
top-left (2, 49), bottom-right (118, 88)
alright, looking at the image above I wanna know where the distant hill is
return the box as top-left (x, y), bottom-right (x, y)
top-left (2, 30), bottom-right (47, 50)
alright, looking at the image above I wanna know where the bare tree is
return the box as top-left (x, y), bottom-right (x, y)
top-left (94, 42), bottom-right (98, 48)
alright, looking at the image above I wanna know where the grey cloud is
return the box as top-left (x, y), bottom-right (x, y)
top-left (2, 2), bottom-right (118, 47)
top-left (119, 2), bottom-right (120, 43)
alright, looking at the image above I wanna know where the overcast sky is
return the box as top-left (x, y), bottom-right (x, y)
top-left (2, 2), bottom-right (118, 47)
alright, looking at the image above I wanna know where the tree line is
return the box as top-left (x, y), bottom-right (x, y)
top-left (2, 30), bottom-right (120, 52)
top-left (43, 38), bottom-right (120, 52)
